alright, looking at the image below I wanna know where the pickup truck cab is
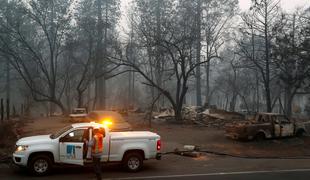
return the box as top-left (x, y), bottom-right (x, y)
top-left (13, 122), bottom-right (161, 176)
top-left (225, 113), bottom-right (310, 140)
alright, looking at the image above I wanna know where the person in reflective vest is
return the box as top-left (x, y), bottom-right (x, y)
top-left (88, 128), bottom-right (104, 180)
top-left (92, 131), bottom-right (103, 154)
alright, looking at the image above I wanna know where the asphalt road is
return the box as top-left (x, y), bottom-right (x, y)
top-left (2, 154), bottom-right (310, 180)
top-left (116, 170), bottom-right (310, 180)
top-left (2, 166), bottom-right (310, 180)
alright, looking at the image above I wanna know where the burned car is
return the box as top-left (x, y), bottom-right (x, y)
top-left (225, 113), bottom-right (310, 140)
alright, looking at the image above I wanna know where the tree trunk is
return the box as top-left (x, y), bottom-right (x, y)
top-left (77, 90), bottom-right (84, 108)
top-left (205, 60), bottom-right (210, 106)
top-left (174, 106), bottom-right (183, 122)
top-left (95, 0), bottom-right (107, 110)
top-left (264, 0), bottom-right (272, 112)
top-left (6, 98), bottom-right (10, 120)
top-left (1, 99), bottom-right (3, 123)
top-left (53, 100), bottom-right (67, 115)
top-left (5, 0), bottom-right (11, 120)
top-left (255, 71), bottom-right (260, 112)
top-left (265, 84), bottom-right (272, 112)
top-left (195, 0), bottom-right (202, 106)
top-left (284, 86), bottom-right (294, 117)
top-left (229, 93), bottom-right (237, 112)
top-left (240, 95), bottom-right (250, 113)
top-left (224, 95), bottom-right (229, 110)
top-left (155, 0), bottom-right (163, 109)
top-left (286, 97), bottom-right (293, 117)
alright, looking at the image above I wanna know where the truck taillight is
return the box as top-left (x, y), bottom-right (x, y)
top-left (157, 139), bottom-right (161, 151)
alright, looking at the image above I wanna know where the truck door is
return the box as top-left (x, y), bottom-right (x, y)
top-left (274, 116), bottom-right (294, 137)
top-left (279, 117), bottom-right (294, 137)
top-left (59, 129), bottom-right (86, 165)
top-left (274, 118), bottom-right (281, 137)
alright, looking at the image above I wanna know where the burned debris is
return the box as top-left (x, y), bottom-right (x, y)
top-left (154, 106), bottom-right (245, 129)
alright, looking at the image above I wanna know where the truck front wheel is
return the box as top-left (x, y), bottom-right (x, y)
top-left (123, 152), bottom-right (144, 172)
top-left (28, 154), bottom-right (52, 176)
top-left (254, 132), bottom-right (266, 141)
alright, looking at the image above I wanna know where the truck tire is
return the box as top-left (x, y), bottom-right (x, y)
top-left (296, 129), bottom-right (305, 137)
top-left (28, 154), bottom-right (52, 176)
top-left (255, 132), bottom-right (266, 141)
top-left (123, 152), bottom-right (143, 172)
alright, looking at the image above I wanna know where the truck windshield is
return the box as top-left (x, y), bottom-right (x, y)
top-left (50, 125), bottom-right (73, 139)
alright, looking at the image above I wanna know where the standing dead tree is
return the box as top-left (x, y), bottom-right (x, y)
top-left (238, 0), bottom-right (280, 112)
top-left (110, 19), bottom-right (209, 121)
top-left (272, 11), bottom-right (310, 116)
top-left (0, 0), bottom-right (74, 114)
top-left (201, 0), bottom-right (237, 106)
top-left (117, 0), bottom-right (210, 121)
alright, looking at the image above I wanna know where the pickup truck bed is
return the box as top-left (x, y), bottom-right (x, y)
top-left (111, 131), bottom-right (159, 139)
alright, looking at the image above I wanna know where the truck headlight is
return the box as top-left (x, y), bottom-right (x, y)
top-left (15, 145), bottom-right (28, 152)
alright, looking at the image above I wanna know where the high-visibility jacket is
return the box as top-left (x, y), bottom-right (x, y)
top-left (92, 133), bottom-right (103, 154)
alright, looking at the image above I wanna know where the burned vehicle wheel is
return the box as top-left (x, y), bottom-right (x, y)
top-left (296, 129), bottom-right (305, 137)
top-left (123, 152), bottom-right (144, 172)
top-left (28, 155), bottom-right (52, 176)
top-left (255, 132), bottom-right (266, 141)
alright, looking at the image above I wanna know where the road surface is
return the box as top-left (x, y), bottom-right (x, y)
top-left (116, 169), bottom-right (310, 180)
top-left (1, 154), bottom-right (310, 180)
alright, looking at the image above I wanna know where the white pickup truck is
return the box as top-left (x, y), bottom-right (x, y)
top-left (13, 122), bottom-right (161, 176)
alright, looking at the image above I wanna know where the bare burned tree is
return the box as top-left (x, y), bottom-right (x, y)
top-left (238, 0), bottom-right (280, 112)
top-left (0, 0), bottom-right (74, 114)
top-left (112, 0), bottom-right (209, 121)
top-left (272, 11), bottom-right (310, 117)
top-left (201, 0), bottom-right (237, 106)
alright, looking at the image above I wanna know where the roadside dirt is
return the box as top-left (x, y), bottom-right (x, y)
top-left (15, 114), bottom-right (310, 159)
top-left (128, 113), bottom-right (310, 158)
top-left (20, 116), bottom-right (71, 137)
top-left (2, 114), bottom-right (310, 179)
top-left (0, 121), bottom-right (21, 158)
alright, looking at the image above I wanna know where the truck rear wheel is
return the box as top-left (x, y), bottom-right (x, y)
top-left (296, 129), bottom-right (305, 137)
top-left (28, 154), bottom-right (52, 176)
top-left (255, 132), bottom-right (266, 141)
top-left (123, 152), bottom-right (143, 172)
